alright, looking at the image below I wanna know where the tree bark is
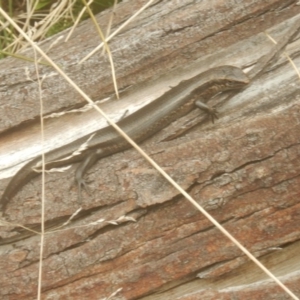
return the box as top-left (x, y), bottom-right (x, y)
top-left (1, 0), bottom-right (300, 299)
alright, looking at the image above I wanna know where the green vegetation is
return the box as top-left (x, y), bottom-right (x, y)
top-left (0, 0), bottom-right (119, 59)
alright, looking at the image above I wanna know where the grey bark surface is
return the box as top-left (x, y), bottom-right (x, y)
top-left (0, 0), bottom-right (300, 299)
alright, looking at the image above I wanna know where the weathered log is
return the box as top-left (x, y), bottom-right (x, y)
top-left (0, 0), bottom-right (300, 299)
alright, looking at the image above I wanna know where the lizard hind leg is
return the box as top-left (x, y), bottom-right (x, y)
top-left (76, 176), bottom-right (91, 204)
top-left (75, 151), bottom-right (98, 204)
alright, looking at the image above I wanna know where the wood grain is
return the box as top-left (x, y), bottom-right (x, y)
top-left (0, 0), bottom-right (300, 299)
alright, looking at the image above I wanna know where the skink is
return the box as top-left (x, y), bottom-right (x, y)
top-left (0, 66), bottom-right (249, 210)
